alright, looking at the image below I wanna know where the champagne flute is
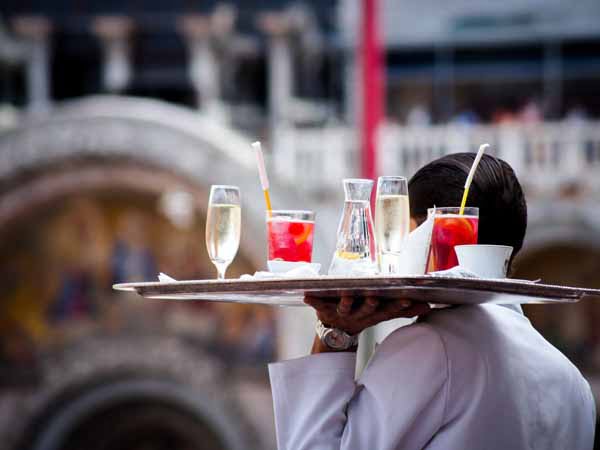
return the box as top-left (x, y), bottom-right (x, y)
top-left (205, 185), bottom-right (241, 280)
top-left (375, 176), bottom-right (410, 274)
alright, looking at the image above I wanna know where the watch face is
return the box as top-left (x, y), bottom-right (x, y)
top-left (324, 330), bottom-right (349, 349)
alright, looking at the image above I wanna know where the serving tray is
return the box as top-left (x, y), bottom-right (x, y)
top-left (113, 276), bottom-right (600, 307)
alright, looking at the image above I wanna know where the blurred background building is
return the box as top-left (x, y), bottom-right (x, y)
top-left (1, 1), bottom-right (600, 449)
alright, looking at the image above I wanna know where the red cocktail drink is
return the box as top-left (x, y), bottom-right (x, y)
top-left (267, 210), bottom-right (315, 262)
top-left (428, 207), bottom-right (479, 272)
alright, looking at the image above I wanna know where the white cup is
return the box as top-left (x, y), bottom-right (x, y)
top-left (454, 244), bottom-right (513, 279)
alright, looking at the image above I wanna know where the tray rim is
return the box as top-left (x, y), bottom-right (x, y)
top-left (113, 275), bottom-right (600, 301)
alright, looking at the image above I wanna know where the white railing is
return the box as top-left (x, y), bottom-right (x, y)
top-left (271, 121), bottom-right (600, 197)
top-left (379, 122), bottom-right (600, 196)
top-left (271, 124), bottom-right (358, 193)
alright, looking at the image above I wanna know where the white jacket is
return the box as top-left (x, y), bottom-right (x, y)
top-left (269, 304), bottom-right (596, 450)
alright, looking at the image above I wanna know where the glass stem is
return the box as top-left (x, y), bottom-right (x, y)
top-left (216, 262), bottom-right (228, 280)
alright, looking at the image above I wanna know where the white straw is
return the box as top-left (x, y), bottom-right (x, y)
top-left (464, 143), bottom-right (490, 189)
top-left (251, 141), bottom-right (270, 190)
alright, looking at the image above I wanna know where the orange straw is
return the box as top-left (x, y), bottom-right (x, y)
top-left (251, 141), bottom-right (273, 213)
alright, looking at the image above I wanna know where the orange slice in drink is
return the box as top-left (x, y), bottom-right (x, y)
top-left (336, 251), bottom-right (361, 260)
top-left (289, 222), bottom-right (312, 245)
top-left (435, 217), bottom-right (476, 244)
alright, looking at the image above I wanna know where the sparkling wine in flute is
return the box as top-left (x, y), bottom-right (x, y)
top-left (375, 194), bottom-right (410, 253)
top-left (205, 185), bottom-right (241, 279)
top-left (375, 176), bottom-right (410, 274)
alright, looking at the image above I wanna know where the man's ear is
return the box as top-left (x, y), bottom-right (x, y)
top-left (410, 218), bottom-right (418, 232)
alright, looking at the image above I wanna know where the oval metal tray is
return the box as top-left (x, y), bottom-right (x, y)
top-left (113, 276), bottom-right (600, 307)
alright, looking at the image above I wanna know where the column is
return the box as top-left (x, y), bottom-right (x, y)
top-left (12, 16), bottom-right (52, 115)
top-left (210, 4), bottom-right (237, 106)
top-left (289, 4), bottom-right (323, 98)
top-left (178, 15), bottom-right (224, 119)
top-left (259, 12), bottom-right (294, 129)
top-left (92, 16), bottom-right (134, 94)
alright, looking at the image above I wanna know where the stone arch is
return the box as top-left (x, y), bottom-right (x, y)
top-left (515, 213), bottom-right (600, 283)
top-left (0, 95), bottom-right (320, 268)
top-left (521, 203), bottom-right (600, 257)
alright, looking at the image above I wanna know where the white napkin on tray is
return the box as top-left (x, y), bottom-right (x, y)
top-left (241, 263), bottom-right (321, 280)
top-left (428, 266), bottom-right (481, 279)
top-left (391, 211), bottom-right (435, 276)
top-left (158, 272), bottom-right (177, 282)
top-left (157, 265), bottom-right (321, 283)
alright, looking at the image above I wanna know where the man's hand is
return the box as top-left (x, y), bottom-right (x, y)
top-left (305, 294), bottom-right (431, 337)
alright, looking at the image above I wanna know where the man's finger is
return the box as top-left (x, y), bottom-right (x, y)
top-left (392, 299), bottom-right (413, 312)
top-left (354, 296), bottom-right (378, 319)
top-left (316, 310), bottom-right (335, 324)
top-left (304, 296), bottom-right (330, 311)
top-left (337, 295), bottom-right (354, 316)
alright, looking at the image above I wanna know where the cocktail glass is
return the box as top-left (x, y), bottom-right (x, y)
top-left (427, 207), bottom-right (479, 272)
top-left (267, 210), bottom-right (315, 263)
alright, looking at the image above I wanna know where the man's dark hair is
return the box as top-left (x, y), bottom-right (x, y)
top-left (408, 153), bottom-right (528, 257)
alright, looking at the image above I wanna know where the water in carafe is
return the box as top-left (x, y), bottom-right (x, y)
top-left (328, 179), bottom-right (378, 275)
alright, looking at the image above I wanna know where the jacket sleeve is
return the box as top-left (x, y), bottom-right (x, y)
top-left (268, 323), bottom-right (449, 450)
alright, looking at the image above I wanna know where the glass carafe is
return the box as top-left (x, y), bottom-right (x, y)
top-left (328, 179), bottom-right (378, 275)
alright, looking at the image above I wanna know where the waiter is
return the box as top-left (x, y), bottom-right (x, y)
top-left (269, 154), bottom-right (596, 450)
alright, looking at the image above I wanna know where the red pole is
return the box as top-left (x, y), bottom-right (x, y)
top-left (361, 0), bottom-right (385, 181)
